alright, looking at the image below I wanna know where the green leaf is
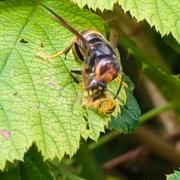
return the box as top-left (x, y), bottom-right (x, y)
top-left (109, 77), bottom-right (141, 133)
top-left (51, 167), bottom-right (85, 180)
top-left (70, 0), bottom-right (180, 43)
top-left (70, 0), bottom-right (117, 11)
top-left (20, 145), bottom-right (53, 180)
top-left (0, 0), bottom-right (131, 170)
top-left (0, 166), bottom-right (21, 180)
top-left (166, 169), bottom-right (180, 180)
top-left (119, 0), bottom-right (180, 43)
top-left (84, 109), bottom-right (110, 141)
top-left (49, 162), bottom-right (85, 180)
top-left (20, 145), bottom-right (84, 180)
top-left (0, 0), bottom-right (107, 169)
top-left (164, 34), bottom-right (180, 55)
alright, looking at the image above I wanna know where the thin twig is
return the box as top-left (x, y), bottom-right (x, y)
top-left (102, 147), bottom-right (144, 171)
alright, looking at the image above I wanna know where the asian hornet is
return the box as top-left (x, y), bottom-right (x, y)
top-left (36, 4), bottom-right (126, 115)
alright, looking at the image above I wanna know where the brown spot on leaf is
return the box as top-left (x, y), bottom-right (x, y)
top-left (41, 42), bottom-right (45, 47)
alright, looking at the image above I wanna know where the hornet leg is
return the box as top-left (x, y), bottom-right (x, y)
top-left (113, 74), bottom-right (128, 100)
top-left (36, 42), bottom-right (73, 60)
top-left (70, 69), bottom-right (82, 84)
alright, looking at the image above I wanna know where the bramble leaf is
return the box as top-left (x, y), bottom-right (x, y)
top-left (0, 0), bottom-right (107, 169)
top-left (70, 0), bottom-right (180, 43)
top-left (20, 145), bottom-right (84, 180)
top-left (109, 77), bottom-right (141, 133)
top-left (70, 0), bottom-right (117, 11)
top-left (0, 0), bottom-right (138, 170)
top-left (119, 0), bottom-right (180, 43)
top-left (165, 35), bottom-right (180, 55)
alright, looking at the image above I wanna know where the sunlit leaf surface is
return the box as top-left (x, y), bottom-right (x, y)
top-left (0, 0), bottom-right (139, 170)
top-left (71, 0), bottom-right (180, 43)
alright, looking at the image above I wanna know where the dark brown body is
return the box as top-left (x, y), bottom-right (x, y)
top-left (73, 30), bottom-right (120, 98)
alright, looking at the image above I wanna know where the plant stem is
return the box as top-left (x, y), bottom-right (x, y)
top-left (139, 102), bottom-right (175, 124)
top-left (88, 131), bottom-right (120, 150)
top-left (89, 102), bottom-right (177, 150)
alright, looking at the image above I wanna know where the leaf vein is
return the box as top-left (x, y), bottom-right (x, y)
top-left (0, 6), bottom-right (36, 75)
top-left (16, 49), bottom-right (48, 154)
